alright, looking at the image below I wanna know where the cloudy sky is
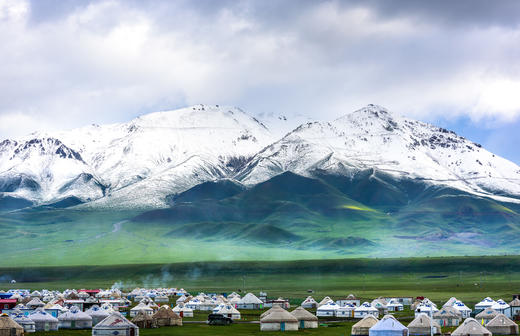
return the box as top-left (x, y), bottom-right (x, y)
top-left (1, 0), bottom-right (520, 163)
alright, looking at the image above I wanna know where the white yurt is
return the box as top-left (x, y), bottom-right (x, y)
top-left (491, 299), bottom-right (510, 316)
top-left (369, 315), bottom-right (409, 336)
top-left (408, 313), bottom-right (441, 335)
top-left (216, 304), bottom-right (241, 320)
top-left (172, 303), bottom-right (193, 318)
top-left (387, 299), bottom-right (404, 312)
top-left (485, 313), bottom-right (519, 335)
top-left (11, 311), bottom-right (36, 333)
top-left (317, 302), bottom-right (339, 317)
top-left (443, 297), bottom-right (458, 308)
top-left (86, 305), bottom-right (110, 326)
top-left (301, 296), bottom-right (318, 309)
top-left (29, 309), bottom-right (59, 331)
top-left (260, 306), bottom-right (298, 332)
top-left (452, 318), bottom-right (491, 336)
top-left (58, 305), bottom-right (93, 329)
top-left (509, 298), bottom-right (520, 318)
top-left (415, 302), bottom-right (439, 317)
top-left (336, 304), bottom-right (355, 318)
top-left (453, 301), bottom-right (472, 318)
top-left (352, 315), bottom-right (379, 336)
top-left (130, 303), bottom-right (153, 317)
top-left (237, 293), bottom-right (263, 310)
top-left (475, 297), bottom-right (495, 310)
top-left (355, 302), bottom-right (379, 318)
top-left (290, 306), bottom-right (318, 329)
top-left (92, 312), bottom-right (139, 336)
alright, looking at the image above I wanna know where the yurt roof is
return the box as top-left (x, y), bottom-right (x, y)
top-left (370, 315), bottom-right (408, 331)
top-left (433, 306), bottom-right (461, 318)
top-left (131, 303), bottom-right (153, 311)
top-left (238, 293), bottom-right (263, 304)
top-left (353, 315), bottom-right (379, 328)
top-left (290, 306), bottom-right (318, 321)
top-left (27, 298), bottom-right (44, 306)
top-left (29, 309), bottom-right (59, 322)
top-left (347, 294), bottom-right (358, 299)
top-left (95, 313), bottom-right (137, 329)
top-left (486, 313), bottom-right (517, 327)
top-left (476, 307), bottom-right (499, 319)
top-left (58, 306), bottom-right (92, 321)
top-left (86, 305), bottom-right (110, 317)
top-left (318, 302), bottom-right (339, 310)
top-left (260, 307), bottom-right (298, 323)
top-left (452, 318), bottom-right (491, 336)
top-left (319, 296), bottom-right (333, 305)
top-left (302, 296), bottom-right (317, 303)
top-left (0, 315), bottom-right (23, 330)
top-left (408, 313), bottom-right (441, 328)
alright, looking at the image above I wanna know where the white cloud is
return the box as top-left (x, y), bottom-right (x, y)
top-left (0, 0), bottom-right (519, 140)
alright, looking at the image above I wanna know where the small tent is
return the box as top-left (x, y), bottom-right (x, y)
top-left (0, 314), bottom-right (24, 336)
top-left (452, 318), bottom-right (491, 336)
top-left (29, 309), bottom-right (59, 331)
top-left (92, 312), bottom-right (139, 336)
top-left (11, 311), bottom-right (36, 333)
top-left (352, 315), bottom-right (379, 336)
top-left (290, 306), bottom-right (318, 329)
top-left (355, 302), bottom-right (379, 318)
top-left (58, 305), bottom-right (92, 329)
top-left (216, 304), bottom-right (241, 320)
top-left (369, 315), bottom-right (408, 336)
top-left (301, 296), bottom-right (318, 309)
top-left (172, 303), bottom-right (193, 318)
top-left (132, 310), bottom-right (156, 329)
top-left (260, 306), bottom-right (298, 332)
top-left (408, 313), bottom-right (441, 335)
top-left (433, 306), bottom-right (461, 327)
top-left (152, 306), bottom-right (182, 326)
top-left (476, 307), bottom-right (499, 324)
top-left (485, 313), bottom-right (519, 335)
top-left (237, 293), bottom-right (263, 310)
top-left (317, 302), bottom-right (339, 317)
top-left (86, 305), bottom-right (110, 326)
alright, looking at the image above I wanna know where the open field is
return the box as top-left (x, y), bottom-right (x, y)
top-left (1, 256), bottom-right (520, 304)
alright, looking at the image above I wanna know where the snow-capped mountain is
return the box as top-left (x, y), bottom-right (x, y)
top-left (1, 103), bottom-right (520, 209)
top-left (237, 104), bottom-right (520, 203)
top-left (0, 104), bottom-right (274, 207)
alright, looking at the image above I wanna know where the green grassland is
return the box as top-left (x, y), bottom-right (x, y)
top-left (2, 171), bottom-right (520, 266)
top-left (2, 256), bottom-right (520, 304)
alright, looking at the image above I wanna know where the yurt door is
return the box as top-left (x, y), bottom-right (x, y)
top-left (300, 320), bottom-right (304, 329)
top-left (180, 311), bottom-right (183, 317)
top-left (130, 328), bottom-right (135, 336)
top-left (71, 320), bottom-right (75, 328)
top-left (10, 328), bottom-right (16, 336)
top-left (281, 322), bottom-right (285, 331)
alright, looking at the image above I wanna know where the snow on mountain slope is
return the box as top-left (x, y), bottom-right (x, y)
top-left (1, 104), bottom-right (274, 207)
top-left (237, 104), bottom-right (520, 203)
top-left (2, 103), bottom-right (520, 208)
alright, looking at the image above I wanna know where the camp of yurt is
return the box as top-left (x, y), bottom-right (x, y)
top-left (476, 307), bottom-right (499, 324)
top-left (0, 314), bottom-right (24, 336)
top-left (290, 306), bottom-right (318, 329)
top-left (92, 312), bottom-right (139, 336)
top-left (408, 313), bottom-right (442, 335)
top-left (260, 306), bottom-right (299, 332)
top-left (132, 310), bottom-right (156, 329)
top-left (86, 305), bottom-right (110, 326)
top-left (352, 315), bottom-right (379, 336)
top-left (152, 306), bottom-right (182, 327)
top-left (452, 318), bottom-right (492, 336)
top-left (369, 314), bottom-right (409, 336)
top-left (485, 314), bottom-right (519, 335)
top-left (29, 309), bottom-right (59, 332)
top-left (58, 305), bottom-right (93, 329)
